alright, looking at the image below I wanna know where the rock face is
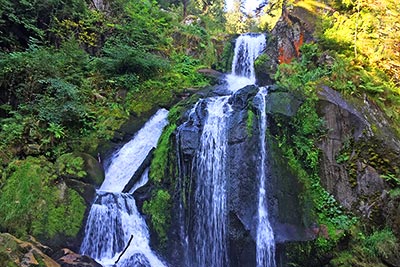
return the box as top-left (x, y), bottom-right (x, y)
top-left (167, 85), bottom-right (310, 266)
top-left (0, 233), bottom-right (60, 267)
top-left (317, 86), bottom-right (400, 234)
top-left (255, 8), bottom-right (314, 86)
top-left (265, 91), bottom-right (302, 117)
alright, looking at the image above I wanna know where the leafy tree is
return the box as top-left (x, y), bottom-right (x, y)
top-left (225, 0), bottom-right (251, 34)
top-left (0, 0), bottom-right (88, 50)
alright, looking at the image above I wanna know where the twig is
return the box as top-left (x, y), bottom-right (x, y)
top-left (115, 235), bottom-right (134, 264)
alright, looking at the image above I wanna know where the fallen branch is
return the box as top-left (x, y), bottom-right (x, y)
top-left (115, 235), bottom-right (133, 264)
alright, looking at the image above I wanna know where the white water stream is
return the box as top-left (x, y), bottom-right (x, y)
top-left (81, 109), bottom-right (169, 267)
top-left (189, 33), bottom-right (275, 267)
top-left (255, 88), bottom-right (276, 267)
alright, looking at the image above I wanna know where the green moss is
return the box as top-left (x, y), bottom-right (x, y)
top-left (214, 40), bottom-right (234, 72)
top-left (143, 189), bottom-right (171, 245)
top-left (330, 228), bottom-right (398, 266)
top-left (254, 53), bottom-right (270, 69)
top-left (0, 157), bottom-right (86, 239)
top-left (56, 153), bottom-right (87, 179)
top-left (149, 123), bottom-right (177, 183)
top-left (246, 108), bottom-right (255, 137)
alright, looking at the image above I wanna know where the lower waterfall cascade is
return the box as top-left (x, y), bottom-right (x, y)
top-left (80, 109), bottom-right (169, 267)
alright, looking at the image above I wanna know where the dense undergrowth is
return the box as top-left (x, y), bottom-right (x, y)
top-left (272, 43), bottom-right (358, 255)
top-left (268, 0), bottom-right (400, 265)
top-left (0, 0), bottom-right (226, 243)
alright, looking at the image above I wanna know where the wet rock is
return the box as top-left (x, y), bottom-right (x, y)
top-left (265, 92), bottom-right (302, 117)
top-left (0, 233), bottom-right (60, 267)
top-left (177, 99), bottom-right (207, 160)
top-left (78, 153), bottom-right (105, 187)
top-left (213, 83), bottom-right (232, 96)
top-left (197, 68), bottom-right (224, 85)
top-left (228, 85), bottom-right (258, 111)
top-left (177, 123), bottom-right (201, 159)
top-left (54, 248), bottom-right (101, 267)
top-left (122, 148), bottom-right (154, 193)
top-left (317, 86), bottom-right (372, 210)
top-left (64, 179), bottom-right (96, 205)
top-left (228, 212), bottom-right (256, 267)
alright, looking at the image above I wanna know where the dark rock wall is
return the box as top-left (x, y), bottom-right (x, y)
top-left (317, 86), bottom-right (400, 234)
top-left (167, 85), bottom-right (311, 266)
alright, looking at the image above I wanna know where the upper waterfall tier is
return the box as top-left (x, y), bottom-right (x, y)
top-left (227, 33), bottom-right (266, 91)
top-left (100, 109), bottom-right (169, 192)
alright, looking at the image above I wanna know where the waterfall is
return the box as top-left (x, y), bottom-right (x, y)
top-left (100, 109), bottom-right (169, 192)
top-left (226, 33), bottom-right (267, 91)
top-left (80, 109), bottom-right (169, 267)
top-left (193, 96), bottom-right (232, 267)
top-left (180, 33), bottom-right (275, 267)
top-left (255, 88), bottom-right (276, 267)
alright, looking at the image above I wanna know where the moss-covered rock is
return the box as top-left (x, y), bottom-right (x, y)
top-left (0, 233), bottom-right (60, 267)
top-left (56, 153), bottom-right (104, 187)
top-left (0, 157), bottom-right (87, 249)
top-left (266, 91), bottom-right (303, 117)
top-left (317, 86), bottom-right (400, 236)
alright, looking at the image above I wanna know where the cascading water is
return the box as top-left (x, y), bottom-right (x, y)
top-left (181, 33), bottom-right (275, 267)
top-left (80, 109), bottom-right (169, 267)
top-left (255, 88), bottom-right (276, 267)
top-left (193, 96), bottom-right (232, 267)
top-left (226, 33), bottom-right (267, 91)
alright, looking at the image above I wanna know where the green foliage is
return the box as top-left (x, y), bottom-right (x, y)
top-left (0, 0), bottom-right (87, 49)
top-left (0, 0), bottom-right (220, 246)
top-left (258, 0), bottom-right (284, 31)
top-left (380, 173), bottom-right (400, 186)
top-left (246, 108), bottom-right (255, 137)
top-left (0, 157), bottom-right (85, 239)
top-left (170, 53), bottom-right (209, 87)
top-left (331, 228), bottom-right (398, 266)
top-left (273, 43), bottom-right (357, 253)
top-left (56, 153), bottom-right (87, 179)
top-left (51, 9), bottom-right (107, 49)
top-left (143, 189), bottom-right (172, 244)
top-left (362, 228), bottom-right (398, 259)
top-left (0, 41), bottom-right (89, 105)
top-left (96, 42), bottom-right (170, 83)
top-left (225, 0), bottom-right (254, 34)
top-left (150, 123), bottom-right (177, 183)
top-left (35, 78), bottom-right (89, 126)
top-left (316, 0), bottom-right (400, 125)
top-left (275, 43), bottom-right (329, 95)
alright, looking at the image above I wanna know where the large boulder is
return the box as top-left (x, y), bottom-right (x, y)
top-left (317, 86), bottom-right (400, 234)
top-left (0, 233), bottom-right (60, 267)
top-left (54, 248), bottom-right (101, 267)
top-left (256, 8), bottom-right (315, 86)
top-left (265, 91), bottom-right (302, 117)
